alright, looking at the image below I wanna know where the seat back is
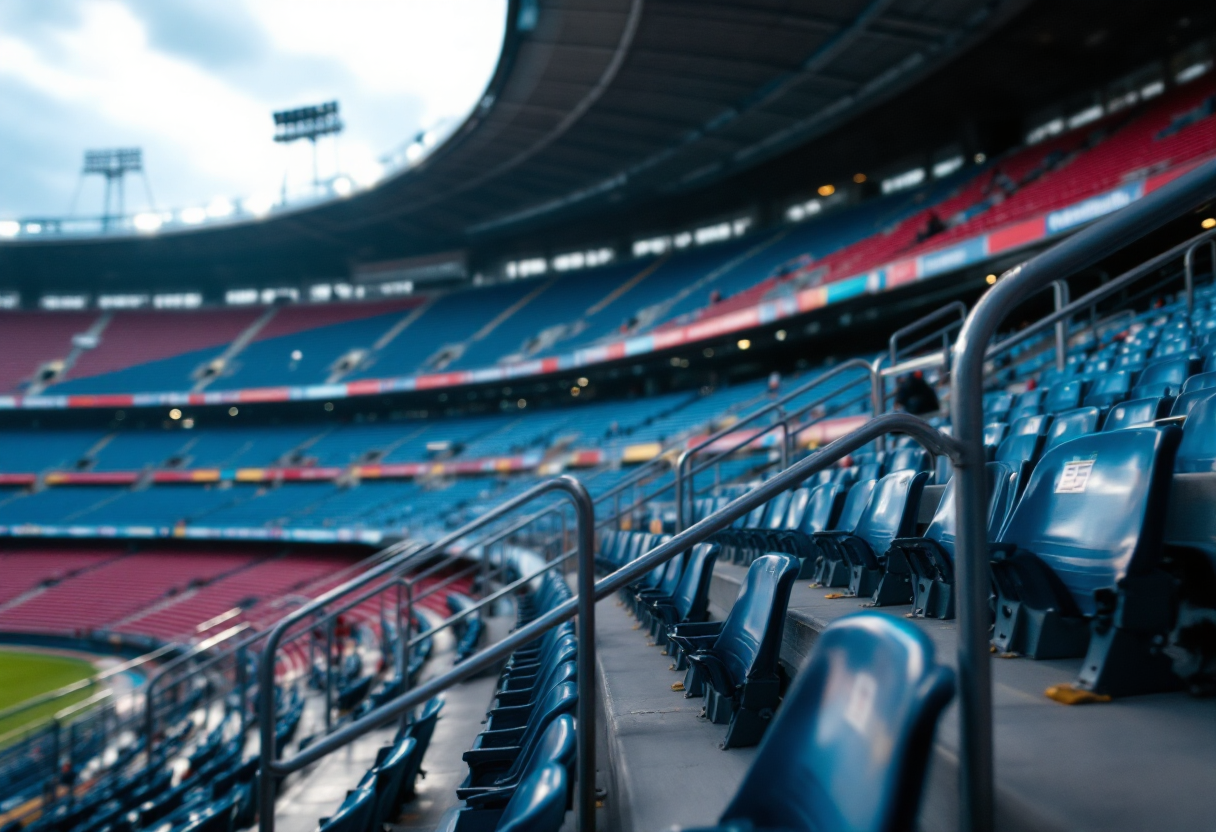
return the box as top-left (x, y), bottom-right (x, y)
top-left (719, 613), bottom-right (955, 832)
top-left (798, 483), bottom-right (846, 535)
top-left (1136, 355), bottom-right (1192, 394)
top-left (506, 681), bottom-right (577, 778)
top-left (994, 432), bottom-right (1044, 467)
top-left (1181, 370), bottom-right (1216, 394)
top-left (672, 543), bottom-right (721, 622)
top-left (885, 447), bottom-right (928, 475)
top-left (833, 479), bottom-right (877, 533)
top-left (852, 470), bottom-right (928, 556)
top-left (1041, 406), bottom-right (1100, 455)
top-left (509, 714), bottom-right (577, 793)
top-left (983, 422), bottom-right (1008, 451)
top-left (1010, 413), bottom-right (1051, 436)
top-left (782, 488), bottom-right (812, 531)
top-left (1103, 397), bottom-right (1168, 431)
top-left (320, 786), bottom-right (375, 832)
top-left (762, 491), bottom-right (794, 531)
top-left (713, 553), bottom-right (800, 684)
top-left (1082, 369), bottom-right (1132, 409)
top-left (497, 762), bottom-right (568, 832)
top-left (1176, 391), bottom-right (1216, 472)
top-left (925, 462), bottom-right (1018, 553)
top-left (654, 549), bottom-right (685, 596)
top-left (371, 736), bottom-right (415, 827)
top-left (1171, 388), bottom-right (1216, 417)
top-left (1044, 380), bottom-right (1083, 413)
top-left (998, 427), bottom-right (1181, 615)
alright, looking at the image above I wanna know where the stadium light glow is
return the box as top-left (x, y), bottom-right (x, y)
top-left (244, 192), bottom-right (277, 218)
top-left (332, 176), bottom-right (354, 197)
top-left (817, 184), bottom-right (835, 196)
top-left (1202, 218), bottom-right (1216, 230)
top-left (180, 206), bottom-right (207, 225)
top-left (169, 408), bottom-right (182, 420)
top-left (986, 273), bottom-right (998, 284)
top-left (0, 220), bottom-right (19, 238)
top-left (229, 407), bottom-right (239, 417)
top-left (133, 212), bottom-right (163, 233)
top-left (737, 339), bottom-right (751, 350)
top-left (853, 173), bottom-right (867, 183)
top-left (207, 197), bottom-right (235, 218)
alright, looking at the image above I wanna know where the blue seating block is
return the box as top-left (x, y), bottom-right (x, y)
top-left (675, 614), bottom-right (954, 832)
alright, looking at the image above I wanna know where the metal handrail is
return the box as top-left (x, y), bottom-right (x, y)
top-left (675, 357), bottom-right (881, 529)
top-left (949, 155), bottom-right (1216, 832)
top-left (257, 413), bottom-right (960, 832)
top-left (674, 387), bottom-right (872, 530)
top-left (258, 476), bottom-right (597, 832)
top-left (983, 227), bottom-right (1216, 361)
top-left (888, 300), bottom-right (967, 368)
top-left (1183, 236), bottom-right (1216, 315)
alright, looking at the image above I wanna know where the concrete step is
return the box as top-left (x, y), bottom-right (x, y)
top-left (708, 561), bottom-right (1215, 832)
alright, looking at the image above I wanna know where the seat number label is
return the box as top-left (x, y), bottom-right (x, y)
top-left (1056, 457), bottom-right (1096, 494)
top-left (844, 673), bottom-right (877, 733)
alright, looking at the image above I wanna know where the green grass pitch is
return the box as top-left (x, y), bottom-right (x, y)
top-left (0, 649), bottom-right (97, 743)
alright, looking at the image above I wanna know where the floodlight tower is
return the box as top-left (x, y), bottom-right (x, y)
top-left (273, 101), bottom-right (344, 190)
top-left (83, 148), bottom-right (143, 232)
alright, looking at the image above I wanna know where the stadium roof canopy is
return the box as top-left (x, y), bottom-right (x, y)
top-left (0, 0), bottom-right (1151, 291)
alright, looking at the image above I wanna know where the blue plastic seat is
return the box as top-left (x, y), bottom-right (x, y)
top-left (884, 446), bottom-right (928, 475)
top-left (1180, 370), bottom-right (1216, 395)
top-left (1176, 391), bottom-right (1216, 472)
top-left (982, 422), bottom-right (1008, 455)
top-left (637, 543), bottom-right (720, 643)
top-left (1103, 397), bottom-right (1170, 431)
top-left (990, 426), bottom-right (1183, 695)
top-left (836, 470), bottom-right (930, 600)
top-left (319, 786), bottom-right (375, 832)
top-left (1170, 387), bottom-right (1216, 418)
top-left (461, 681), bottom-right (576, 790)
top-left (440, 760), bottom-right (569, 832)
top-left (881, 462), bottom-right (1019, 618)
top-left (1041, 406), bottom-right (1100, 455)
top-left (1009, 413), bottom-right (1051, 436)
top-left (456, 714), bottom-right (576, 806)
top-left (673, 614), bottom-right (955, 832)
top-left (667, 553), bottom-right (800, 748)
top-left (1043, 379), bottom-right (1084, 413)
top-left (1134, 355), bottom-right (1194, 398)
top-left (1082, 369), bottom-right (1132, 409)
top-left (801, 479), bottom-right (877, 582)
top-left (994, 431), bottom-right (1044, 468)
top-left (983, 391), bottom-right (1014, 422)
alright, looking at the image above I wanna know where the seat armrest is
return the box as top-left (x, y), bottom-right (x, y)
top-left (472, 726), bottom-right (525, 748)
top-left (461, 746), bottom-right (521, 766)
top-left (484, 702), bottom-right (533, 731)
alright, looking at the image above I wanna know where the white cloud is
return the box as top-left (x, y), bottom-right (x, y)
top-left (0, 0), bottom-right (506, 217)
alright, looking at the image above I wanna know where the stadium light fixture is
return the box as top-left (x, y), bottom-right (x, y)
top-left (169, 408), bottom-right (182, 420)
top-left (737, 339), bottom-right (751, 350)
top-left (817, 184), bottom-right (835, 196)
top-left (82, 148), bottom-right (146, 232)
top-left (273, 101), bottom-right (344, 187)
top-left (986, 273), bottom-right (998, 284)
top-left (1202, 217), bottom-right (1216, 229)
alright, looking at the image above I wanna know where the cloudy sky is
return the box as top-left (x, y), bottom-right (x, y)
top-left (0, 0), bottom-right (507, 219)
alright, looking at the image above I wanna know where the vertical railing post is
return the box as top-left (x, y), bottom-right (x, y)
top-left (1053, 280), bottom-right (1070, 372)
top-left (571, 482), bottom-right (597, 832)
top-left (950, 157), bottom-right (1216, 832)
top-left (324, 618), bottom-right (334, 733)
